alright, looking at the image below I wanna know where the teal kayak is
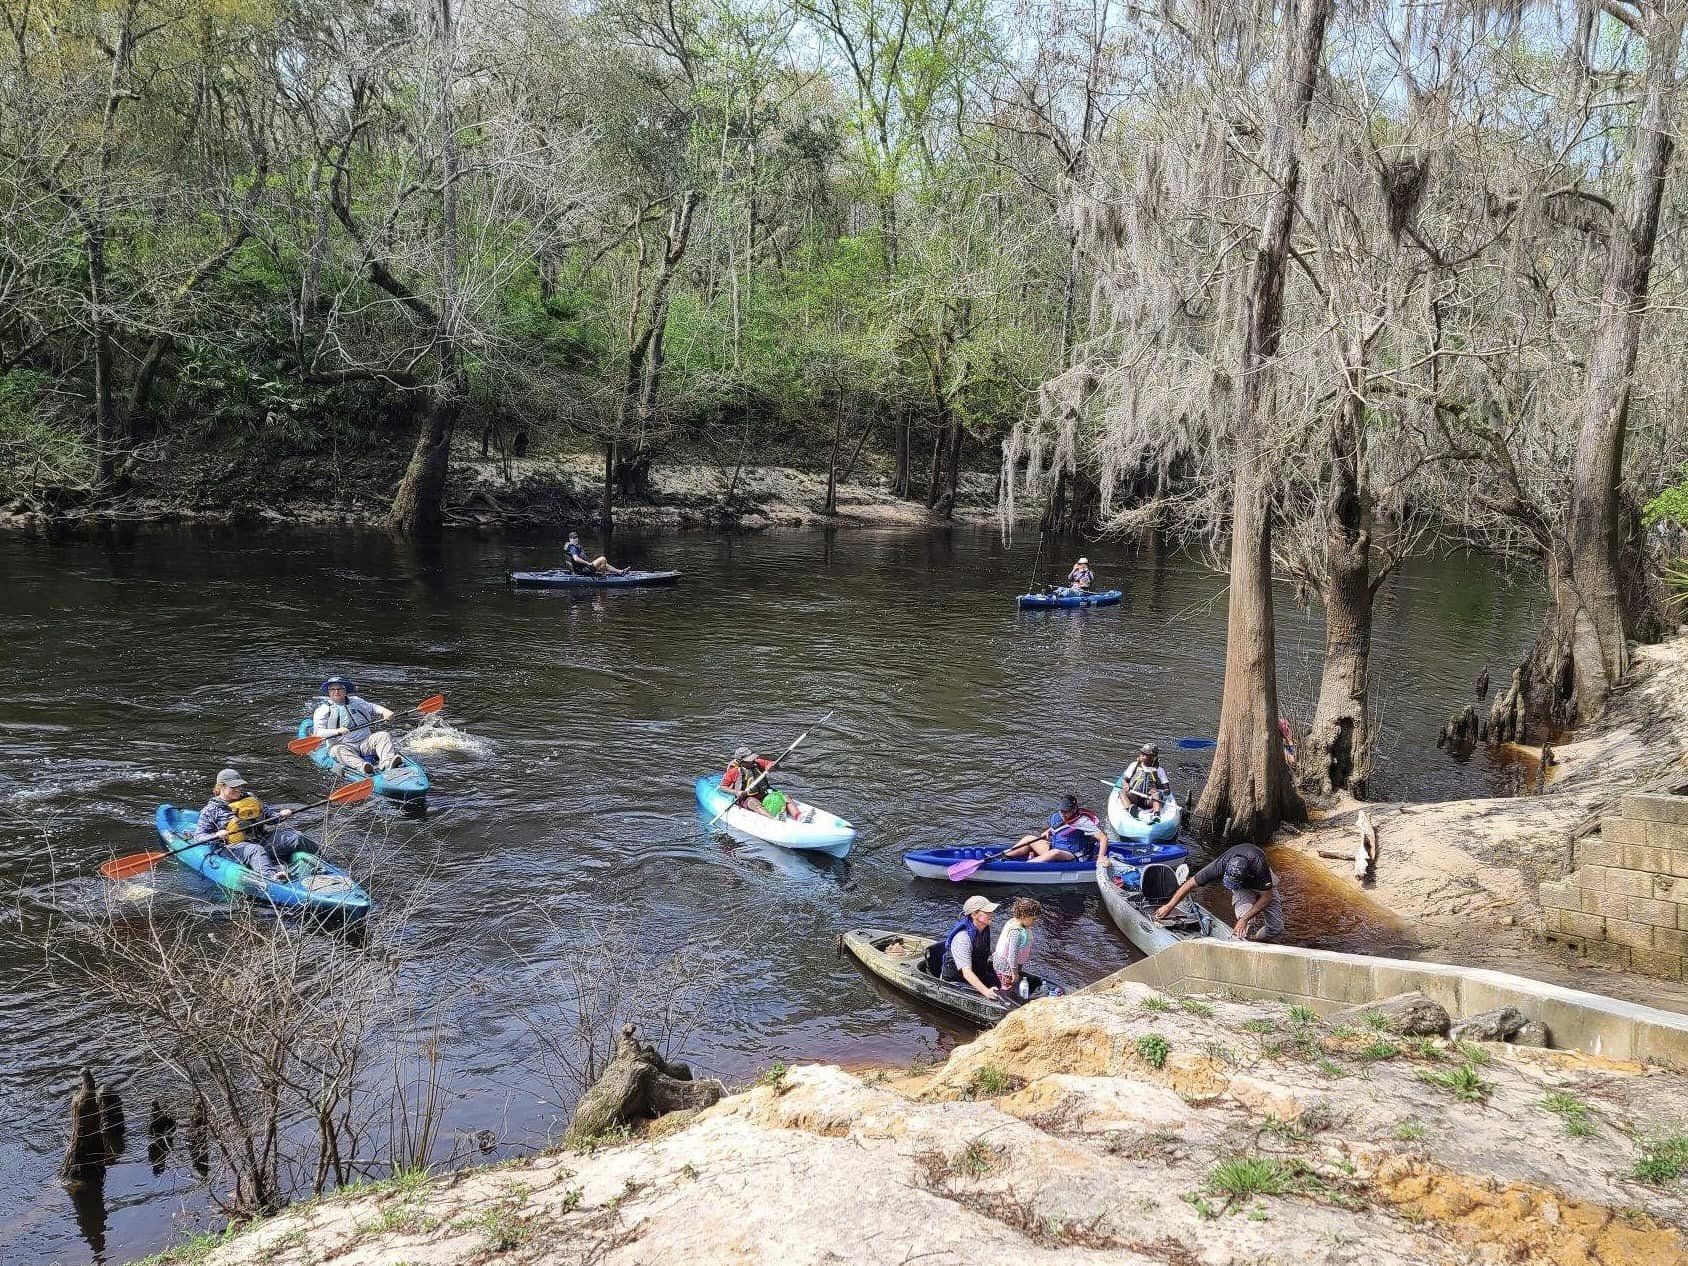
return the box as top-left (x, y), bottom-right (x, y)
top-left (153, 805), bottom-right (372, 920)
top-left (294, 718), bottom-right (429, 800)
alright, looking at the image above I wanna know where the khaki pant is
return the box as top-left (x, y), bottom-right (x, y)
top-left (331, 729), bottom-right (400, 773)
top-left (1231, 876), bottom-right (1285, 942)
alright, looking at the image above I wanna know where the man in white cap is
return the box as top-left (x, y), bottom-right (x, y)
top-left (312, 676), bottom-right (400, 776)
top-left (1068, 557), bottom-right (1095, 591)
top-left (940, 895), bottom-right (1002, 1000)
top-left (193, 768), bottom-right (312, 879)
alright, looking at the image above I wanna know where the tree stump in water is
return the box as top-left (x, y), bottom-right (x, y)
top-left (1489, 666), bottom-right (1527, 744)
top-left (1437, 703), bottom-right (1484, 751)
top-left (60, 1069), bottom-right (122, 1187)
top-left (564, 1025), bottom-right (725, 1148)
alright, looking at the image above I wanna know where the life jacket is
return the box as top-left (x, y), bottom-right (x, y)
top-left (223, 795), bottom-right (265, 844)
top-left (940, 916), bottom-right (993, 983)
top-left (318, 696), bottom-right (380, 734)
top-left (1125, 762), bottom-right (1164, 796)
top-left (724, 758), bottom-right (770, 802)
top-left (1049, 809), bottom-right (1100, 856)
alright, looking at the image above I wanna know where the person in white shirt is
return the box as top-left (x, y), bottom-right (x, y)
top-left (312, 676), bottom-right (400, 776)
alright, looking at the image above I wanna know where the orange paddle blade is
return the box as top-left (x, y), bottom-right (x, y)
top-left (330, 777), bottom-right (375, 805)
top-left (288, 734), bottom-right (327, 755)
top-left (417, 694), bottom-right (445, 714)
top-left (100, 851), bottom-right (170, 881)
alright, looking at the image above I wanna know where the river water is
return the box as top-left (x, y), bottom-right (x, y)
top-left (0, 524), bottom-right (1542, 1263)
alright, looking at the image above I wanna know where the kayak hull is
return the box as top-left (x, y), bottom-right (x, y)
top-left (903, 842), bottom-right (1188, 885)
top-left (841, 927), bottom-right (1061, 1028)
top-left (295, 720), bottom-right (429, 800)
top-left (154, 805), bottom-right (372, 920)
top-left (510, 569), bottom-right (681, 589)
top-left (1096, 856), bottom-right (1232, 957)
top-left (1106, 788), bottom-right (1182, 843)
top-left (694, 776), bottom-right (855, 858)
top-left (1016, 588), bottom-right (1122, 609)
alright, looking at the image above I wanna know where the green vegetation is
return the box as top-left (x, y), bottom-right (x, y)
top-left (1135, 1034), bottom-right (1171, 1069)
top-left (1287, 1006), bottom-right (1319, 1027)
top-left (1357, 1040), bottom-right (1400, 1063)
top-left (1140, 993), bottom-right (1175, 1014)
top-left (1541, 1092), bottom-right (1596, 1138)
top-left (1631, 1135), bottom-right (1688, 1184)
top-left (1392, 1119), bottom-right (1427, 1142)
top-left (1241, 1018), bottom-right (1277, 1034)
top-left (1177, 997), bottom-right (1215, 1018)
top-left (1206, 1155), bottom-right (1312, 1202)
top-left (1416, 1063), bottom-right (1492, 1103)
top-left (969, 1063), bottom-right (1016, 1096)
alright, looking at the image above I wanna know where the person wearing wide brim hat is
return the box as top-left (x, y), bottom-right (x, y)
top-left (939, 895), bottom-right (1002, 1000)
top-left (1067, 556), bottom-right (1095, 592)
top-left (312, 676), bottom-right (401, 776)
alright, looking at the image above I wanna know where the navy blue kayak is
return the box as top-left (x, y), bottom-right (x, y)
top-left (1016, 587), bottom-right (1122, 609)
top-left (903, 841), bottom-right (1188, 885)
top-left (510, 569), bottom-right (681, 589)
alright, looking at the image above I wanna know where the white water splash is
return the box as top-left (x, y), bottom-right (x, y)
top-left (401, 716), bottom-right (491, 758)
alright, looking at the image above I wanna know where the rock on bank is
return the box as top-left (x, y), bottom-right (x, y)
top-left (170, 979), bottom-right (1688, 1266)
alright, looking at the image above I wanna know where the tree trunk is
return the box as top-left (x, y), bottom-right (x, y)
top-left (1196, 0), bottom-right (1331, 846)
top-left (1536, 8), bottom-right (1682, 723)
top-left (1303, 388), bottom-right (1373, 797)
top-left (601, 441), bottom-right (616, 532)
top-left (942, 411), bottom-right (964, 516)
top-left (893, 413), bottom-right (911, 497)
top-left (925, 425), bottom-right (943, 508)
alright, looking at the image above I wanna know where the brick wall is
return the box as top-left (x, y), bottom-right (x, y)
top-left (1541, 792), bottom-right (1688, 979)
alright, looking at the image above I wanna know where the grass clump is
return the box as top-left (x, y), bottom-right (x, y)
top-left (757, 1061), bottom-right (789, 1087)
top-left (1140, 993), bottom-right (1174, 1014)
top-left (1206, 1155), bottom-right (1312, 1205)
top-left (1631, 1135), bottom-right (1688, 1185)
top-left (1417, 1063), bottom-right (1491, 1103)
top-left (1316, 1059), bottom-right (1349, 1079)
top-left (1392, 1118), bottom-right (1426, 1142)
top-left (1357, 1040), bottom-right (1400, 1063)
top-left (1135, 1033), bottom-right (1171, 1069)
top-left (968, 1063), bottom-right (1020, 1097)
top-left (1287, 1005), bottom-right (1319, 1027)
top-left (1177, 997), bottom-right (1215, 1018)
top-left (1541, 1091), bottom-right (1596, 1138)
top-left (1453, 1040), bottom-right (1492, 1066)
top-left (1241, 1017), bottom-right (1276, 1034)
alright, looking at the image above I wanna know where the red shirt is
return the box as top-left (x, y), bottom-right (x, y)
top-left (722, 757), bottom-right (774, 791)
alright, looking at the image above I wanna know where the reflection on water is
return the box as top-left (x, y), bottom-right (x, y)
top-left (0, 524), bottom-right (1541, 1264)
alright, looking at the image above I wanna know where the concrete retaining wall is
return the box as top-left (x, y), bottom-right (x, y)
top-left (1094, 939), bottom-right (1688, 1070)
top-left (1540, 786), bottom-right (1688, 979)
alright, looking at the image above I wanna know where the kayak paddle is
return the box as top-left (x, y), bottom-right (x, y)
top-left (1173, 737), bottom-right (1216, 750)
top-left (946, 846), bottom-right (1017, 882)
top-left (99, 778), bottom-right (375, 881)
top-left (706, 710), bottom-right (834, 829)
top-left (288, 694), bottom-right (446, 756)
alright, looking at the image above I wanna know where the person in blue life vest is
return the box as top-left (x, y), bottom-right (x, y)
top-left (1000, 794), bottom-right (1111, 864)
top-left (564, 531), bottom-right (627, 576)
top-left (312, 676), bottom-right (400, 776)
top-left (194, 768), bottom-right (315, 880)
top-left (940, 895), bottom-right (1002, 1000)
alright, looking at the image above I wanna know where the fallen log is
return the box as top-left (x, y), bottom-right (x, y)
top-left (564, 1025), bottom-right (725, 1148)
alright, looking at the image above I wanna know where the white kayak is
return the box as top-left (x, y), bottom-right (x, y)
top-left (1106, 786), bottom-right (1182, 843)
top-left (693, 775), bottom-right (856, 858)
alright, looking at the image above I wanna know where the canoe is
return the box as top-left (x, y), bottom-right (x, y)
top-left (295, 719), bottom-right (430, 800)
top-left (903, 841), bottom-right (1188, 885)
top-left (694, 775), bottom-right (856, 858)
top-left (841, 927), bottom-right (1062, 1028)
top-left (1096, 856), bottom-right (1233, 956)
top-left (510, 569), bottom-right (681, 589)
top-left (1106, 787), bottom-right (1182, 843)
top-left (1016, 587), bottom-right (1122, 609)
top-left (154, 805), bottom-right (372, 920)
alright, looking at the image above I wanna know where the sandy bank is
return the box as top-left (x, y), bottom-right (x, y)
top-left (156, 979), bottom-right (1688, 1266)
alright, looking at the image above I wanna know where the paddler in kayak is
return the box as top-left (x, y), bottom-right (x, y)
top-left (1066, 557), bottom-right (1095, 592)
top-left (1000, 794), bottom-right (1110, 864)
top-left (312, 677), bottom-right (401, 776)
top-left (1153, 842), bottom-right (1285, 942)
top-left (941, 895), bottom-right (1003, 1000)
top-left (194, 768), bottom-right (315, 880)
top-left (722, 747), bottom-right (806, 821)
top-left (1120, 743), bottom-right (1171, 820)
top-left (564, 531), bottom-right (628, 576)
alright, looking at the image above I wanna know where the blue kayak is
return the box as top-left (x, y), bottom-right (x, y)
top-left (695, 776), bottom-right (856, 858)
top-left (511, 569), bottom-right (681, 589)
top-left (1016, 587), bottom-right (1122, 609)
top-left (1107, 788), bottom-right (1183, 843)
top-left (903, 841), bottom-right (1188, 885)
top-left (154, 805), bottom-right (372, 920)
top-left (295, 719), bottom-right (430, 800)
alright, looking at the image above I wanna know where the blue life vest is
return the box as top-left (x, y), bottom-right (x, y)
top-left (940, 915), bottom-right (993, 983)
top-left (1049, 810), bottom-right (1099, 857)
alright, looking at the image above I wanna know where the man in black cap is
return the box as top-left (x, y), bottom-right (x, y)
top-left (1153, 842), bottom-right (1285, 941)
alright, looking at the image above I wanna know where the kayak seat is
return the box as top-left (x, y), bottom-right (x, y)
top-left (1139, 863), bottom-right (1180, 905)
top-left (921, 943), bottom-right (945, 980)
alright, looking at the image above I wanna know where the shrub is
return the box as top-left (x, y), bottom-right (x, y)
top-left (1135, 1033), bottom-right (1170, 1069)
